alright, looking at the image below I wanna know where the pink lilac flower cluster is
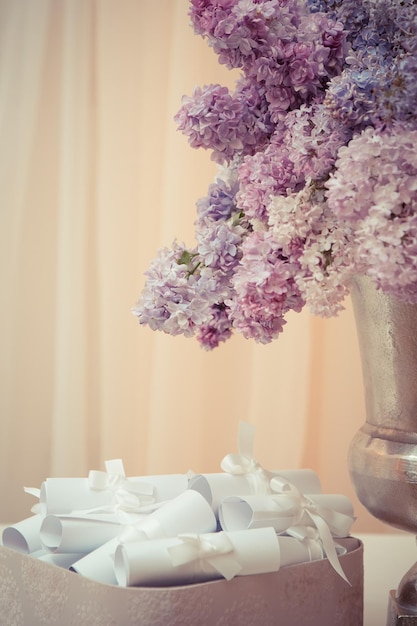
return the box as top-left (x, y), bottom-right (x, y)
top-left (133, 0), bottom-right (417, 349)
top-left (227, 230), bottom-right (305, 343)
top-left (326, 123), bottom-right (417, 304)
top-left (236, 102), bottom-right (351, 223)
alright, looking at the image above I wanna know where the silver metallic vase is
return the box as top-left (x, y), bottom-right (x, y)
top-left (348, 275), bottom-right (417, 617)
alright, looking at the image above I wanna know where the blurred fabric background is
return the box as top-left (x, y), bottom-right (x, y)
top-left (0, 0), bottom-right (390, 532)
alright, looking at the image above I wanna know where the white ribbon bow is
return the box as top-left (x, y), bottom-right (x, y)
top-left (300, 497), bottom-right (352, 584)
top-left (286, 525), bottom-right (324, 562)
top-left (221, 423), bottom-right (352, 583)
top-left (168, 533), bottom-right (242, 581)
top-left (87, 459), bottom-right (157, 517)
top-left (271, 478), bottom-right (354, 584)
top-left (220, 421), bottom-right (273, 494)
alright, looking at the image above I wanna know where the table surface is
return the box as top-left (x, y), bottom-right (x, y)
top-left (1, 525), bottom-right (416, 625)
top-left (357, 532), bottom-right (417, 626)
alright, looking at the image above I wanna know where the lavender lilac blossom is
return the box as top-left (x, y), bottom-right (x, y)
top-left (134, 0), bottom-right (417, 349)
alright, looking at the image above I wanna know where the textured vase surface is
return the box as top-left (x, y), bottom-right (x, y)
top-left (348, 275), bottom-right (417, 533)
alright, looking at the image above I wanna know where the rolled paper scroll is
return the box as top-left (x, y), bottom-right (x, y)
top-left (114, 526), bottom-right (324, 587)
top-left (119, 489), bottom-right (217, 543)
top-left (70, 537), bottom-right (120, 584)
top-left (39, 514), bottom-right (121, 553)
top-left (38, 552), bottom-right (87, 569)
top-left (39, 478), bottom-right (113, 516)
top-left (274, 481), bottom-right (354, 583)
top-left (269, 469), bottom-right (321, 494)
top-left (279, 528), bottom-right (324, 565)
top-left (219, 491), bottom-right (354, 583)
top-left (71, 491), bottom-right (217, 584)
top-left (188, 469), bottom-right (321, 515)
top-left (37, 460), bottom-right (188, 517)
top-left (187, 422), bottom-right (322, 515)
top-left (2, 515), bottom-right (43, 554)
top-left (219, 421), bottom-right (321, 494)
top-left (218, 493), bottom-right (354, 534)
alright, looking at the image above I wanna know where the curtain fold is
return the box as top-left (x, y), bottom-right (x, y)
top-left (0, 0), bottom-right (387, 532)
top-left (0, 0), bottom-right (55, 519)
top-left (50, 0), bottom-right (96, 476)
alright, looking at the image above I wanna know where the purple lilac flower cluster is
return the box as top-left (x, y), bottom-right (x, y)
top-left (134, 0), bottom-right (417, 349)
top-left (175, 0), bottom-right (347, 164)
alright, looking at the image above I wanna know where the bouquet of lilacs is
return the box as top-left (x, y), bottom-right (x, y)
top-left (134, 0), bottom-right (417, 349)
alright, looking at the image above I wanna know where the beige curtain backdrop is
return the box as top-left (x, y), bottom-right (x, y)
top-left (0, 0), bottom-right (389, 532)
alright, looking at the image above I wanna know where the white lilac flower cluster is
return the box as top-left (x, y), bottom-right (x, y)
top-left (134, 0), bottom-right (417, 349)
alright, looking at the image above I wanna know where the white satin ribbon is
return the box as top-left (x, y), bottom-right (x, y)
top-left (119, 489), bottom-right (218, 545)
top-left (118, 516), bottom-right (162, 544)
top-left (221, 424), bottom-right (353, 583)
top-left (273, 482), bottom-right (354, 584)
top-left (270, 480), bottom-right (354, 536)
top-left (220, 422), bottom-right (273, 494)
top-left (220, 423), bottom-right (316, 498)
top-left (168, 533), bottom-right (242, 581)
top-left (285, 525), bottom-right (324, 562)
top-left (302, 503), bottom-right (352, 583)
top-left (86, 459), bottom-right (156, 515)
top-left (24, 487), bottom-right (42, 514)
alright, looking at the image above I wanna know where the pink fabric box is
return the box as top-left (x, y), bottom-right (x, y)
top-left (0, 537), bottom-right (363, 626)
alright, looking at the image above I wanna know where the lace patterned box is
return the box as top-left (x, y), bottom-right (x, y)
top-left (0, 536), bottom-right (363, 626)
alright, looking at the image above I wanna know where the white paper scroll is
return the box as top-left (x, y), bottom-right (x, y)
top-left (188, 469), bottom-right (321, 515)
top-left (218, 491), bottom-right (354, 583)
top-left (2, 515), bottom-right (43, 554)
top-left (114, 526), bottom-right (325, 587)
top-left (119, 490), bottom-right (217, 543)
top-left (218, 493), bottom-right (354, 534)
top-left (39, 470), bottom-right (188, 517)
top-left (279, 530), bottom-right (324, 565)
top-left (270, 469), bottom-right (322, 494)
top-left (70, 537), bottom-right (120, 584)
top-left (218, 421), bottom-right (322, 492)
top-left (5, 423), bottom-right (356, 588)
top-left (65, 491), bottom-right (218, 584)
top-left (38, 552), bottom-right (87, 569)
top-left (39, 478), bottom-right (111, 517)
top-left (39, 515), bottom-right (121, 553)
